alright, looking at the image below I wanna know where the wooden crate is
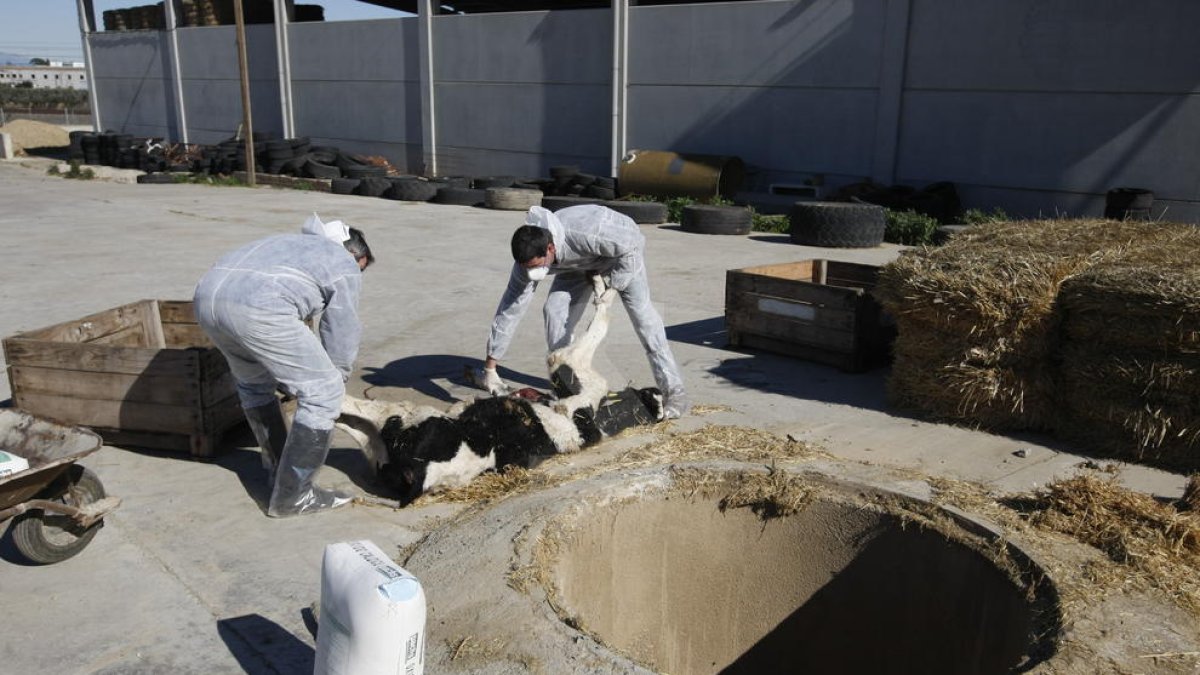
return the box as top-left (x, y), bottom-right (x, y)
top-left (725, 260), bottom-right (895, 372)
top-left (3, 300), bottom-right (243, 459)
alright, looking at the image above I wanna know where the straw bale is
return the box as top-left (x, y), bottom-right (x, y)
top-left (875, 218), bottom-right (1200, 437)
top-left (1061, 347), bottom-right (1200, 410)
top-left (1060, 227), bottom-right (1200, 351)
top-left (1056, 402), bottom-right (1200, 470)
top-left (888, 348), bottom-right (1057, 429)
top-left (1183, 475), bottom-right (1200, 512)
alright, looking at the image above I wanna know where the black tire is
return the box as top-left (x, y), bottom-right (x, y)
top-left (592, 176), bottom-right (616, 189)
top-left (303, 159), bottom-right (340, 179)
top-left (387, 178), bottom-right (440, 202)
top-left (137, 172), bottom-right (176, 184)
top-left (542, 195), bottom-right (602, 212)
top-left (570, 173), bottom-right (598, 188)
top-left (485, 187), bottom-right (543, 210)
top-left (603, 200), bottom-right (668, 224)
top-left (355, 177), bottom-right (392, 197)
top-left (433, 187), bottom-right (486, 206)
top-left (473, 175), bottom-right (517, 189)
top-left (331, 177), bottom-right (360, 195)
top-left (436, 176), bottom-right (472, 189)
top-left (789, 201), bottom-right (886, 248)
top-left (11, 466), bottom-right (107, 565)
top-left (1104, 187), bottom-right (1154, 220)
top-left (584, 185), bottom-right (617, 200)
top-left (343, 164), bottom-right (387, 180)
top-left (680, 204), bottom-right (752, 235)
top-left (281, 155), bottom-right (308, 176)
top-left (549, 165), bottom-right (579, 179)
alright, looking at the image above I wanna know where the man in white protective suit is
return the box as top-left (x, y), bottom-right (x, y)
top-left (482, 204), bottom-right (690, 419)
top-left (193, 214), bottom-right (374, 517)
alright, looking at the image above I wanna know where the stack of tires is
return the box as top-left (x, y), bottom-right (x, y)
top-left (544, 165), bottom-right (618, 200)
top-left (827, 181), bottom-right (961, 224)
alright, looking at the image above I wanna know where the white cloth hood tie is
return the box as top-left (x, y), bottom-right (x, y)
top-left (301, 212), bottom-right (351, 244)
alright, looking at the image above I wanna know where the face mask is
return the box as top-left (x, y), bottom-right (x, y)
top-left (527, 266), bottom-right (550, 281)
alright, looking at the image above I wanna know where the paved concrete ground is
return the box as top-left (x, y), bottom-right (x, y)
top-left (0, 158), bottom-right (1190, 674)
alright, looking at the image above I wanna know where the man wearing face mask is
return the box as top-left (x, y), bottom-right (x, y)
top-left (481, 204), bottom-right (690, 419)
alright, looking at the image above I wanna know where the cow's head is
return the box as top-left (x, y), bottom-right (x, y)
top-left (378, 456), bottom-right (428, 506)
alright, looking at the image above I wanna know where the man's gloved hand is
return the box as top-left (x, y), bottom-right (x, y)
top-left (589, 272), bottom-right (609, 305)
top-left (481, 366), bottom-right (510, 396)
top-left (662, 387), bottom-right (691, 420)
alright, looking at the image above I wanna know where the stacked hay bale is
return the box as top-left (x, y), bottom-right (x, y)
top-left (874, 219), bottom-right (1185, 435)
top-left (1057, 227), bottom-right (1200, 468)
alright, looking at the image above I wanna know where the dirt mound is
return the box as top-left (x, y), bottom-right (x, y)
top-left (0, 119), bottom-right (70, 155)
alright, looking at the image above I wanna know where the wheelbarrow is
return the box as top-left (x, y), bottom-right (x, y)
top-left (0, 408), bottom-right (120, 564)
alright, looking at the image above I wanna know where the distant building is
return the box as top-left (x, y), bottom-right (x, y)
top-left (0, 64), bottom-right (88, 91)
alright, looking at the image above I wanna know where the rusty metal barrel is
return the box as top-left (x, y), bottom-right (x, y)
top-left (618, 150), bottom-right (745, 200)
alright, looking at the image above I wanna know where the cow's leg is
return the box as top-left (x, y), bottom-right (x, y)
top-left (548, 287), bottom-right (618, 416)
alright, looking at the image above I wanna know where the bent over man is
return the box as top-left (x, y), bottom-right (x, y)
top-left (194, 214), bottom-right (373, 517)
top-left (483, 204), bottom-right (689, 418)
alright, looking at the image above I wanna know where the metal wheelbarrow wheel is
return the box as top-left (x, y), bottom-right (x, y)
top-left (11, 465), bottom-right (107, 564)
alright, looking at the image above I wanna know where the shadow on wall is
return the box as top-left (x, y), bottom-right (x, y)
top-left (630, 0), bottom-right (857, 190)
top-left (93, 31), bottom-right (180, 137)
top-left (217, 613), bottom-right (314, 674)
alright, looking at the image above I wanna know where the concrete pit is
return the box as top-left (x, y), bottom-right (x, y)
top-left (550, 485), bottom-right (1048, 674)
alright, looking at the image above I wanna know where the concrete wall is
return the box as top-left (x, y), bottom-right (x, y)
top-left (89, 31), bottom-right (177, 139)
top-left (628, 0), bottom-right (885, 190)
top-left (899, 0), bottom-right (1200, 221)
top-left (432, 9), bottom-right (613, 178)
top-left (87, 0), bottom-right (1200, 221)
top-left (288, 18), bottom-right (423, 171)
top-left (176, 24), bottom-right (282, 143)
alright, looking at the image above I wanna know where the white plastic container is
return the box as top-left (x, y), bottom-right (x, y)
top-left (0, 450), bottom-right (29, 477)
top-left (314, 540), bottom-right (426, 675)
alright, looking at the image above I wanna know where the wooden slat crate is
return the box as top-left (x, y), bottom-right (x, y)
top-left (725, 260), bottom-right (895, 372)
top-left (3, 300), bottom-right (243, 459)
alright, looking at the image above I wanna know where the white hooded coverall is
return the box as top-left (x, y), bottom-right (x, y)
top-left (487, 204), bottom-right (685, 397)
top-left (193, 233), bottom-right (362, 431)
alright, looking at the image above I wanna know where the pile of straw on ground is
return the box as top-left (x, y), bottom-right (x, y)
top-left (875, 219), bottom-right (1200, 469)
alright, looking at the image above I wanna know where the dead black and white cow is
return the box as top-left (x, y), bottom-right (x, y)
top-left (336, 286), bottom-right (662, 505)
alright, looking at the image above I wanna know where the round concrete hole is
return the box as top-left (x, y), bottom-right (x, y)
top-left (551, 485), bottom-right (1052, 674)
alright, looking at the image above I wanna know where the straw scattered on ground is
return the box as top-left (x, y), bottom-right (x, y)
top-left (715, 465), bottom-right (816, 518)
top-left (608, 424), bottom-right (828, 470)
top-left (1004, 474), bottom-right (1200, 615)
top-left (412, 465), bottom-right (562, 506)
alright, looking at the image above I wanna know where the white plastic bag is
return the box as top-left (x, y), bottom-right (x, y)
top-left (314, 540), bottom-right (426, 675)
top-left (0, 450), bottom-right (29, 477)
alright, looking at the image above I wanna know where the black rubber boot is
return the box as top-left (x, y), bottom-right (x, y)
top-left (267, 422), bottom-right (352, 518)
top-left (243, 400), bottom-right (287, 480)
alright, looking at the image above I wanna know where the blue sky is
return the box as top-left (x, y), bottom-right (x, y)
top-left (0, 1), bottom-right (410, 63)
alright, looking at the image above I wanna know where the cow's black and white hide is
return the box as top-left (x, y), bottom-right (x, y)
top-left (339, 286), bottom-right (663, 505)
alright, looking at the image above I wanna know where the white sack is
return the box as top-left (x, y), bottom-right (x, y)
top-left (314, 540), bottom-right (426, 675)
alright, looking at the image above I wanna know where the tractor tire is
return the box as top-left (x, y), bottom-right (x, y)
top-left (387, 178), bottom-right (440, 202)
top-left (485, 187), bottom-right (543, 210)
top-left (603, 200), bottom-right (669, 224)
top-left (542, 195), bottom-right (602, 212)
top-left (433, 187), bottom-right (487, 206)
top-left (789, 201), bottom-right (886, 248)
top-left (681, 204), bottom-right (752, 235)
